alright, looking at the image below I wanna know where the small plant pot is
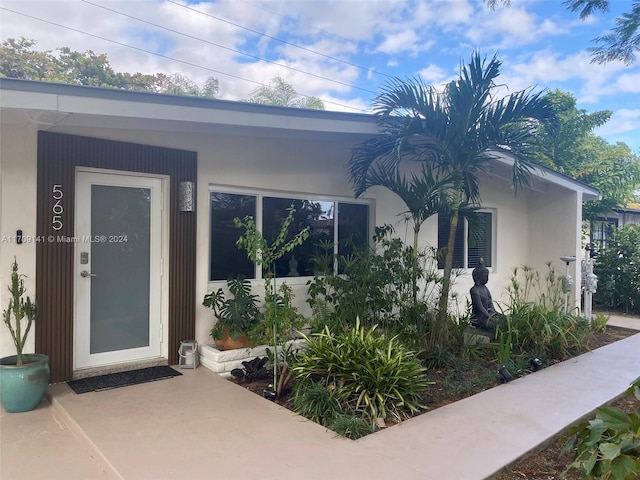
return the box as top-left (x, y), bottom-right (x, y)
top-left (214, 328), bottom-right (251, 351)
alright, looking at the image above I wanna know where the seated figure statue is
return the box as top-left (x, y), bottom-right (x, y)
top-left (470, 262), bottom-right (502, 331)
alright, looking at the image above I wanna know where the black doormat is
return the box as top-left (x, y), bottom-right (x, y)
top-left (68, 366), bottom-right (182, 394)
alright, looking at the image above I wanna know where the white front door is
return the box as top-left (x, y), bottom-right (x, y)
top-left (75, 171), bottom-right (163, 369)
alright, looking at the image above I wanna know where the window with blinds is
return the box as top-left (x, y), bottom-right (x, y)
top-left (437, 211), bottom-right (493, 269)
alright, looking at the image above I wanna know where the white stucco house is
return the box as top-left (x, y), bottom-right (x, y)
top-left (0, 78), bottom-right (599, 383)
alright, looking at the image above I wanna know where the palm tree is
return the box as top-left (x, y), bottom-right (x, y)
top-left (348, 52), bottom-right (554, 347)
top-left (358, 161), bottom-right (456, 304)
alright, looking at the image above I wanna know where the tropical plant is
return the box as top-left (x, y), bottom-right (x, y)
top-left (202, 276), bottom-right (262, 342)
top-left (306, 225), bottom-right (441, 344)
top-left (246, 75), bottom-right (324, 109)
top-left (249, 282), bottom-right (305, 347)
top-left (2, 258), bottom-right (39, 366)
top-left (502, 264), bottom-right (592, 362)
top-left (292, 319), bottom-right (429, 425)
top-left (234, 204), bottom-right (310, 390)
top-left (347, 52), bottom-right (554, 349)
top-left (594, 225), bottom-right (640, 314)
top-left (230, 357), bottom-right (268, 383)
top-left (564, 376), bottom-right (640, 479)
top-left (291, 379), bottom-right (341, 425)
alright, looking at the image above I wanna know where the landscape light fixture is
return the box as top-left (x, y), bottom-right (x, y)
top-left (263, 384), bottom-right (277, 401)
top-left (498, 365), bottom-right (512, 383)
top-left (530, 357), bottom-right (543, 371)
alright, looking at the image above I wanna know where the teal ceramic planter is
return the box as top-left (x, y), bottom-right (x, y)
top-left (0, 354), bottom-right (50, 413)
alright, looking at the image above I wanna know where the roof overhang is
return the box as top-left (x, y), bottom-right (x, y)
top-left (0, 78), bottom-right (600, 200)
top-left (486, 149), bottom-right (600, 201)
top-left (0, 78), bottom-right (379, 141)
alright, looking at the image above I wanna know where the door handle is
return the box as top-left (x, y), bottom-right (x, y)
top-left (80, 271), bottom-right (96, 278)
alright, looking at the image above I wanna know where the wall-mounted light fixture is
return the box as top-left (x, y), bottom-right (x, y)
top-left (179, 181), bottom-right (195, 212)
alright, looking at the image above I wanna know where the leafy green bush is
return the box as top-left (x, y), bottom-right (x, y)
top-left (594, 225), bottom-right (640, 314)
top-left (248, 282), bottom-right (305, 347)
top-left (565, 376), bottom-right (640, 479)
top-left (306, 225), bottom-right (441, 342)
top-left (292, 319), bottom-right (429, 425)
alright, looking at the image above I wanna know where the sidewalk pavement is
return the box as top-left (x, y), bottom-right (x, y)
top-left (1, 316), bottom-right (638, 480)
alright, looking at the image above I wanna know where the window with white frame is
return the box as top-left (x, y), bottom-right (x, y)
top-left (209, 190), bottom-right (370, 281)
top-left (437, 211), bottom-right (493, 269)
top-left (590, 218), bottom-right (618, 251)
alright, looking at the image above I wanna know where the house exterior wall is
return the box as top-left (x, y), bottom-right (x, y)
top-left (528, 185), bottom-right (583, 308)
top-left (0, 120), bottom-right (587, 360)
top-left (0, 124), bottom-right (39, 357)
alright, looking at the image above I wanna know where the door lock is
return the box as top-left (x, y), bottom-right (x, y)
top-left (80, 271), bottom-right (96, 278)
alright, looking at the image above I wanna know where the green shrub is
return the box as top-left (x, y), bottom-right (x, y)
top-left (503, 265), bottom-right (591, 363)
top-left (594, 225), bottom-right (640, 314)
top-left (329, 414), bottom-right (377, 440)
top-left (306, 225), bottom-right (443, 346)
top-left (565, 376), bottom-right (640, 479)
top-left (291, 380), bottom-right (341, 425)
top-left (248, 282), bottom-right (305, 347)
top-left (292, 319), bottom-right (429, 424)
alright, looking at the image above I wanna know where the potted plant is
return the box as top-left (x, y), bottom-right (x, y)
top-left (203, 276), bottom-right (263, 351)
top-left (0, 258), bottom-right (50, 413)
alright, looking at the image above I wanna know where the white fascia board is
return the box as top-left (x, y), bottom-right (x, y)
top-left (488, 150), bottom-right (600, 201)
top-left (0, 89), bottom-right (59, 111)
top-left (2, 86), bottom-right (378, 136)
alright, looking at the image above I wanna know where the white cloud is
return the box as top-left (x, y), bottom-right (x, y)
top-left (616, 72), bottom-right (640, 93)
top-left (417, 64), bottom-right (451, 85)
top-left (375, 30), bottom-right (429, 55)
top-left (595, 109), bottom-right (640, 136)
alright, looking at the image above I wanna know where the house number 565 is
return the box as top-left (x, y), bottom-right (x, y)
top-left (52, 184), bottom-right (63, 231)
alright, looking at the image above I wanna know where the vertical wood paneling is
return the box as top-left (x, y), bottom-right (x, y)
top-left (37, 132), bottom-right (196, 383)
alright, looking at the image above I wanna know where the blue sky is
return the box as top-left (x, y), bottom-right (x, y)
top-left (2, 0), bottom-right (639, 151)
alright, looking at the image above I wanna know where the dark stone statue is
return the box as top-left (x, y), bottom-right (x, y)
top-left (470, 263), bottom-right (502, 331)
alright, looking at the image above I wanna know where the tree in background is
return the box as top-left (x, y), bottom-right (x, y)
top-left (486, 0), bottom-right (640, 64)
top-left (531, 90), bottom-right (640, 220)
top-left (593, 224), bottom-right (640, 313)
top-left (247, 75), bottom-right (324, 109)
top-left (348, 52), bottom-right (554, 348)
top-left (0, 37), bottom-right (218, 97)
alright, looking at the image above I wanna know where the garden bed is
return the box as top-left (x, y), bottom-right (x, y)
top-left (229, 325), bottom-right (636, 417)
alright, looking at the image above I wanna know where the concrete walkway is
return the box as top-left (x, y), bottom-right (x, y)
top-left (1, 317), bottom-right (638, 480)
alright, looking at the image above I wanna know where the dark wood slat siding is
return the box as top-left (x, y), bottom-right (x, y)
top-left (36, 132), bottom-right (197, 383)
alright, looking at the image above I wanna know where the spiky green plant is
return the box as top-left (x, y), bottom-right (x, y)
top-left (292, 319), bottom-right (429, 424)
top-left (2, 258), bottom-right (39, 366)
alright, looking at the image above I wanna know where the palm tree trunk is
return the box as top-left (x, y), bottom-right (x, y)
top-left (412, 222), bottom-right (420, 306)
top-left (434, 192), bottom-right (461, 346)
